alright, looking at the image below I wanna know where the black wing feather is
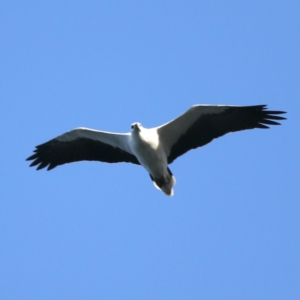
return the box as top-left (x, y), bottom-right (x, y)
top-left (27, 137), bottom-right (140, 171)
top-left (168, 105), bottom-right (286, 164)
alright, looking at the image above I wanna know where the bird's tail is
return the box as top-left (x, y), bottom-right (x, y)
top-left (149, 168), bottom-right (176, 196)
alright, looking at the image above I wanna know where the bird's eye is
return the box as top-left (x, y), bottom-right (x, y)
top-left (131, 124), bottom-right (134, 129)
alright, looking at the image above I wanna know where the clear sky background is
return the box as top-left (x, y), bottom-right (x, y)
top-left (1, 1), bottom-right (299, 299)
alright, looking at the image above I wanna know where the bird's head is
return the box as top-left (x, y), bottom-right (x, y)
top-left (131, 122), bottom-right (142, 132)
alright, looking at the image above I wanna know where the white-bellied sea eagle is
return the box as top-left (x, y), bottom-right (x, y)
top-left (27, 105), bottom-right (286, 196)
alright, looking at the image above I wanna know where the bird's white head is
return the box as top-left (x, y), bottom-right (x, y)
top-left (131, 122), bottom-right (142, 132)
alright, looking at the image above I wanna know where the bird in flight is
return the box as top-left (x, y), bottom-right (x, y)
top-left (27, 104), bottom-right (286, 196)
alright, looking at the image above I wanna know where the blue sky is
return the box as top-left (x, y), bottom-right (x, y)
top-left (1, 1), bottom-right (299, 299)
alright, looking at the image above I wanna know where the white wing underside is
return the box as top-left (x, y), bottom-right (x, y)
top-left (56, 127), bottom-right (134, 154)
top-left (156, 105), bottom-right (228, 156)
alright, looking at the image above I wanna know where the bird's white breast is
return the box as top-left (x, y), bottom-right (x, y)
top-left (130, 129), bottom-right (167, 177)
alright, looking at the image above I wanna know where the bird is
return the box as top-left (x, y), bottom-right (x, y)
top-left (26, 104), bottom-right (286, 196)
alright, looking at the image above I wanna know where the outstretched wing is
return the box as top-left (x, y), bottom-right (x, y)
top-left (26, 127), bottom-right (140, 170)
top-left (156, 105), bottom-right (286, 164)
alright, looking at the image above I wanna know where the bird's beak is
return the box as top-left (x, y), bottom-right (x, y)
top-left (134, 124), bottom-right (141, 132)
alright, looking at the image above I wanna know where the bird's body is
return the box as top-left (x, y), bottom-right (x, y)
top-left (130, 123), bottom-right (175, 195)
top-left (27, 104), bottom-right (286, 196)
